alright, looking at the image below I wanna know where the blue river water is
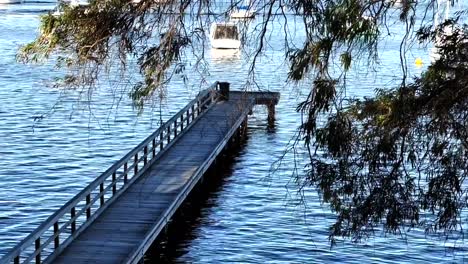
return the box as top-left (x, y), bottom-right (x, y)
top-left (0, 1), bottom-right (467, 263)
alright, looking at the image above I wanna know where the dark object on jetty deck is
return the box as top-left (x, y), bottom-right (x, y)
top-left (219, 81), bottom-right (230, 101)
top-left (0, 82), bottom-right (279, 264)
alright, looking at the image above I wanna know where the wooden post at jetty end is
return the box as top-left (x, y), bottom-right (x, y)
top-left (267, 103), bottom-right (276, 126)
top-left (219, 82), bottom-right (230, 100)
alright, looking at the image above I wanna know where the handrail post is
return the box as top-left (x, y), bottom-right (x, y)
top-left (167, 126), bottom-right (171, 144)
top-left (86, 194), bottom-right (91, 219)
top-left (186, 109), bottom-right (190, 126)
top-left (174, 119), bottom-right (178, 137)
top-left (123, 162), bottom-right (128, 183)
top-left (152, 138), bottom-right (156, 159)
top-left (35, 238), bottom-right (40, 264)
top-left (180, 114), bottom-right (184, 130)
top-left (71, 207), bottom-right (76, 234)
top-left (54, 222), bottom-right (59, 249)
top-left (159, 132), bottom-right (163, 150)
top-left (112, 172), bottom-right (117, 195)
top-left (100, 183), bottom-right (104, 206)
top-left (134, 154), bottom-right (139, 176)
top-left (143, 146), bottom-right (148, 166)
top-left (14, 256), bottom-right (19, 264)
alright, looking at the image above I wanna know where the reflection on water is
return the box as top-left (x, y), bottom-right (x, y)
top-left (210, 48), bottom-right (241, 63)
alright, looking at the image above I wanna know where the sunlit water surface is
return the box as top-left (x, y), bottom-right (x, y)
top-left (0, 1), bottom-right (467, 263)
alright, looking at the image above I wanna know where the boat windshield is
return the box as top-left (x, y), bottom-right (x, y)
top-left (214, 25), bottom-right (239, 40)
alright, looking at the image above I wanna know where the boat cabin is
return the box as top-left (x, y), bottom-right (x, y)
top-left (210, 22), bottom-right (241, 49)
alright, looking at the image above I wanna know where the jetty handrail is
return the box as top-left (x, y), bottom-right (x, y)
top-left (0, 82), bottom-right (221, 264)
top-left (124, 96), bottom-right (256, 264)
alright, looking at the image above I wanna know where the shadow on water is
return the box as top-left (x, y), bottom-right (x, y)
top-left (143, 135), bottom-right (250, 263)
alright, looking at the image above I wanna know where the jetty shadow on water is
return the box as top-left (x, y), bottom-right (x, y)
top-left (143, 131), bottom-right (250, 263)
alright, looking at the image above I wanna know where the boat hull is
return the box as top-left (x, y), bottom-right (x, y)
top-left (211, 39), bottom-right (241, 49)
top-left (231, 10), bottom-right (255, 19)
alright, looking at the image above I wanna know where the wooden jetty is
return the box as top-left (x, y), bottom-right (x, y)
top-left (0, 82), bottom-right (279, 264)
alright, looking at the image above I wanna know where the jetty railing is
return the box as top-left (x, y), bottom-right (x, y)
top-left (0, 83), bottom-right (221, 264)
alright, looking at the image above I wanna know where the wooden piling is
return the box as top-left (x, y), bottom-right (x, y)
top-left (267, 103), bottom-right (275, 126)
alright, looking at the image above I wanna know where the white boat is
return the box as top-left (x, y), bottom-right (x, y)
top-left (210, 22), bottom-right (241, 49)
top-left (230, 5), bottom-right (255, 19)
top-left (0, 0), bottom-right (22, 4)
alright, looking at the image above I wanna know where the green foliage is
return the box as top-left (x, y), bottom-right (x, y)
top-left (302, 18), bottom-right (468, 244)
top-left (340, 52), bottom-right (352, 71)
